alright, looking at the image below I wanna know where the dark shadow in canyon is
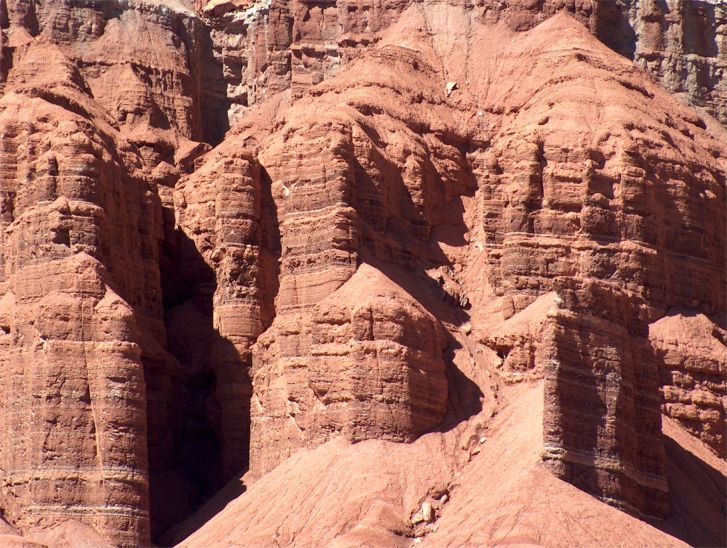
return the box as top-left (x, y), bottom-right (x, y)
top-left (159, 476), bottom-right (247, 547)
top-left (149, 227), bottom-right (250, 544)
top-left (682, 1), bottom-right (718, 58)
top-left (182, 17), bottom-right (232, 146)
top-left (259, 166), bottom-right (282, 326)
top-left (593, 0), bottom-right (637, 60)
top-left (650, 433), bottom-right (726, 547)
top-left (438, 336), bottom-right (484, 429)
top-left (150, 167), bottom-right (281, 544)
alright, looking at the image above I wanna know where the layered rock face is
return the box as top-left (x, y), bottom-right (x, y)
top-left (196, 0), bottom-right (412, 129)
top-left (650, 313), bottom-right (726, 457)
top-left (189, 0), bottom-right (727, 131)
top-left (173, 142), bottom-right (275, 482)
top-left (541, 285), bottom-right (668, 518)
top-left (0, 0), bottom-right (724, 546)
top-left (178, 0), bottom-right (725, 517)
top-left (617, 0), bottom-right (727, 126)
top-left (0, 46), bottom-right (160, 547)
top-left (0, 0), bottom-right (211, 545)
top-left (250, 264), bottom-right (449, 474)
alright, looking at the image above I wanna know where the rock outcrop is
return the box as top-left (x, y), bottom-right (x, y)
top-left (620, 0), bottom-right (727, 126)
top-left (541, 284), bottom-right (668, 518)
top-left (173, 141), bottom-right (275, 481)
top-left (650, 312), bottom-right (726, 457)
top-left (190, 0), bottom-right (727, 131)
top-left (0, 0), bottom-right (724, 546)
top-left (251, 263), bottom-right (448, 474)
top-left (0, 45), bottom-right (160, 547)
top-left (196, 0), bottom-right (412, 129)
top-left (193, 3), bottom-right (723, 517)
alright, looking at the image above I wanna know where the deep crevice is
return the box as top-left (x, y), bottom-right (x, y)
top-left (148, 165), bottom-right (281, 543)
top-left (148, 227), bottom-right (227, 544)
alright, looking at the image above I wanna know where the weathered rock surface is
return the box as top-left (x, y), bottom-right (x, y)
top-left (0, 0), bottom-right (724, 546)
top-left (0, 1), bottom-right (212, 545)
top-left (650, 312), bottom-right (726, 457)
top-left (182, 2), bottom-right (724, 519)
top-left (622, 0), bottom-right (727, 126)
top-left (196, 0), bottom-right (412, 129)
top-left (173, 140), bottom-right (276, 482)
top-left (0, 51), bottom-right (158, 548)
top-left (251, 263), bottom-right (449, 474)
top-left (192, 0), bottom-right (727, 128)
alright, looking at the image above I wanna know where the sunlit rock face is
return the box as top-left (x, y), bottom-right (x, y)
top-left (0, 1), bottom-right (724, 546)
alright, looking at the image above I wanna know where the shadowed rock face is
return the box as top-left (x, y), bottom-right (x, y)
top-left (618, 0), bottom-right (727, 126)
top-left (0, 0), bottom-right (724, 546)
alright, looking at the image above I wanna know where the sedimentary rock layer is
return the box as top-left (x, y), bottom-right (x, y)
top-left (0, 51), bottom-right (160, 546)
top-left (0, 1), bottom-right (724, 546)
top-left (541, 284), bottom-right (668, 518)
top-left (650, 312), bottom-right (726, 457)
top-left (180, 2), bottom-right (725, 516)
top-left (250, 264), bottom-right (449, 474)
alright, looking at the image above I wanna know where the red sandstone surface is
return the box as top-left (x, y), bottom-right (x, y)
top-left (0, 1), bottom-right (724, 547)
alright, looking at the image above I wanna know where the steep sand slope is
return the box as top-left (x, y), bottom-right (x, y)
top-left (174, 380), bottom-right (724, 547)
top-left (422, 389), bottom-right (726, 547)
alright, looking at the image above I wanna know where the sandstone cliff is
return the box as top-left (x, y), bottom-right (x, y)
top-left (0, 1), bottom-right (724, 547)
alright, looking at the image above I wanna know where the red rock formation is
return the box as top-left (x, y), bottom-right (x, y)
top-left (189, 4), bottom-right (724, 517)
top-left (196, 0), bottom-right (412, 129)
top-left (541, 282), bottom-right (669, 518)
top-left (0, 49), bottom-right (158, 547)
top-left (650, 312), bottom-right (726, 457)
top-left (174, 142), bottom-right (274, 478)
top-left (0, 0), bottom-right (215, 544)
top-left (251, 263), bottom-right (448, 474)
top-left (0, 0), bottom-right (724, 546)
